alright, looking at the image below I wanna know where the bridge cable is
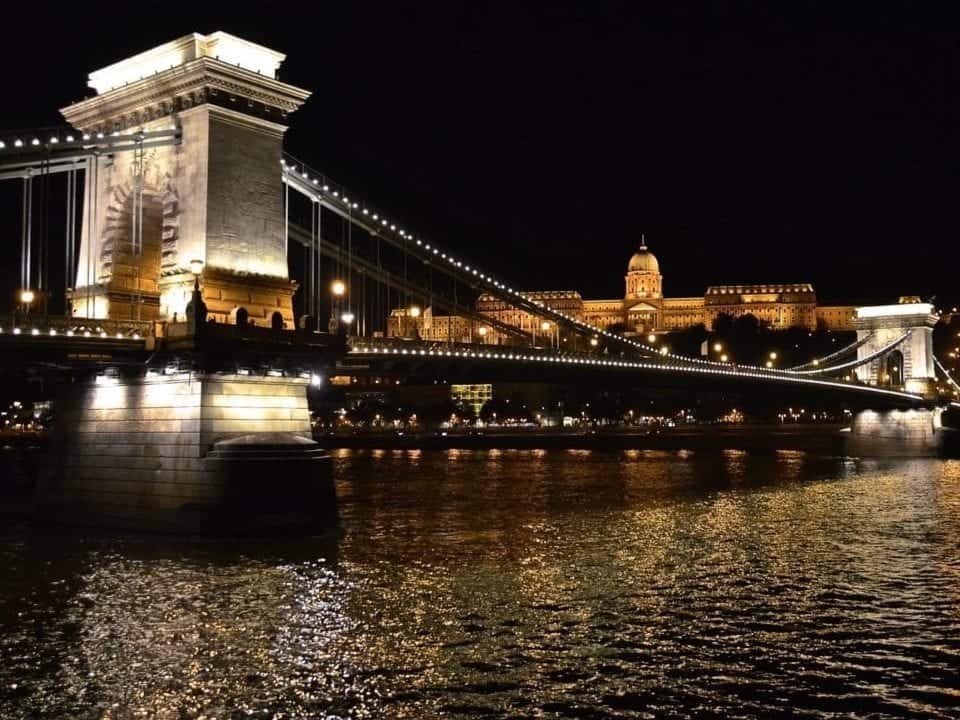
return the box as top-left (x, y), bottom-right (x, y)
top-left (786, 332), bottom-right (874, 370)
top-left (44, 155), bottom-right (53, 314)
top-left (374, 235), bottom-right (381, 334)
top-left (83, 160), bottom-right (89, 317)
top-left (281, 159), bottom-right (804, 373)
top-left (301, 214), bottom-right (309, 321)
top-left (64, 168), bottom-right (72, 303)
top-left (347, 205), bottom-right (353, 316)
top-left (361, 270), bottom-right (367, 336)
top-left (27, 172), bottom-right (33, 296)
top-left (287, 221), bottom-right (528, 340)
top-left (316, 201), bottom-right (323, 329)
top-left (85, 157), bottom-right (96, 319)
top-left (790, 331), bottom-right (912, 376)
top-left (39, 157), bottom-right (47, 308)
top-left (308, 199), bottom-right (315, 320)
top-left (20, 174), bottom-right (30, 297)
top-left (66, 166), bottom-right (77, 306)
top-left (133, 136), bottom-right (144, 320)
top-left (934, 356), bottom-right (960, 396)
top-left (316, 203), bottom-right (323, 330)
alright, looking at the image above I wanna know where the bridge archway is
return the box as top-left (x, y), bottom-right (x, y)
top-left (72, 167), bottom-right (180, 321)
top-left (885, 350), bottom-right (904, 387)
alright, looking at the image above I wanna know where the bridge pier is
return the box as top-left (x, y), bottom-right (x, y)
top-left (39, 372), bottom-right (335, 533)
top-left (845, 407), bottom-right (945, 457)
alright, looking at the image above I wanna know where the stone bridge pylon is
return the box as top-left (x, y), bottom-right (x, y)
top-left (62, 31), bottom-right (310, 327)
top-left (854, 298), bottom-right (938, 397)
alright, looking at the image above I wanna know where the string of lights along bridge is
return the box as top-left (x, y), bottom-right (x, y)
top-left (0, 130), bottom-right (931, 404)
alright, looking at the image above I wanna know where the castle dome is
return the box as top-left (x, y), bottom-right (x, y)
top-left (627, 240), bottom-right (659, 273)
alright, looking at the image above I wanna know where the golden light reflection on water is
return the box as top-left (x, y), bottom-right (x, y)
top-left (3, 453), bottom-right (960, 718)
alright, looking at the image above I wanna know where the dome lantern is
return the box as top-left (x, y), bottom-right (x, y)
top-left (627, 235), bottom-right (659, 274)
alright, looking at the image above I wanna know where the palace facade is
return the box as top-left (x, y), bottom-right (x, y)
top-left (387, 241), bottom-right (857, 343)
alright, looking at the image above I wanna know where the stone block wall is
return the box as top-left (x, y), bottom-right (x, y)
top-left (205, 111), bottom-right (287, 278)
top-left (41, 373), bottom-right (320, 531)
top-left (846, 408), bottom-right (943, 457)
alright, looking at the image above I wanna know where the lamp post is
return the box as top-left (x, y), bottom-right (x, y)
top-left (478, 325), bottom-right (488, 344)
top-left (189, 259), bottom-right (204, 291)
top-left (20, 289), bottom-right (34, 315)
top-left (541, 320), bottom-right (552, 349)
top-left (330, 279), bottom-right (346, 334)
top-left (409, 305), bottom-right (422, 339)
top-left (186, 259), bottom-right (206, 332)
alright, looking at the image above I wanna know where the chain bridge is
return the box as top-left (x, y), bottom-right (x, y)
top-left (0, 32), bottom-right (954, 529)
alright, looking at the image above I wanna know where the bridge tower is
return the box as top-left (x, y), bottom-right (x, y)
top-left (61, 32), bottom-right (310, 326)
top-left (846, 299), bottom-right (942, 456)
top-left (853, 299), bottom-right (938, 397)
top-left (32, 34), bottom-right (339, 532)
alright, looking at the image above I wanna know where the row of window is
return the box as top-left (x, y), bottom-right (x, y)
top-left (706, 284), bottom-right (815, 295)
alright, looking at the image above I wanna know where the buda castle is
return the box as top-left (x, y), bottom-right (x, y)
top-left (389, 240), bottom-right (856, 343)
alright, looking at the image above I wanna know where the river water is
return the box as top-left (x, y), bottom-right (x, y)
top-left (2, 449), bottom-right (960, 719)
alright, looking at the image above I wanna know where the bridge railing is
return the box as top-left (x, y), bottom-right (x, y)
top-left (0, 314), bottom-right (153, 340)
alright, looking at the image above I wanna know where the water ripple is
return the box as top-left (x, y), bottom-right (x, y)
top-left (2, 451), bottom-right (960, 718)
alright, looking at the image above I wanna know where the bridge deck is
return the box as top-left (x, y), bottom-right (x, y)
top-left (346, 338), bottom-right (930, 408)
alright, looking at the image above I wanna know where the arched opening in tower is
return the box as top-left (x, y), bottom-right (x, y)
top-left (96, 188), bottom-right (164, 319)
top-left (885, 350), bottom-right (904, 388)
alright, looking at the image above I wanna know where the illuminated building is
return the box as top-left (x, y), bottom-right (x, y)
top-left (387, 239), bottom-right (858, 343)
top-left (387, 307), bottom-right (476, 342)
top-left (450, 384), bottom-right (493, 416)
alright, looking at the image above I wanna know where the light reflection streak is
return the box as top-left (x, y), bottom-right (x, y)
top-left (3, 452), bottom-right (959, 717)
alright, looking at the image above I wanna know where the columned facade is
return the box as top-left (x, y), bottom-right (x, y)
top-left (449, 240), bottom-right (860, 343)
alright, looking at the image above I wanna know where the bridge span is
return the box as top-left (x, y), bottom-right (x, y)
top-left (342, 338), bottom-right (930, 410)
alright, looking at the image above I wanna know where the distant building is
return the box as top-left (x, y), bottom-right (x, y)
top-left (451, 384), bottom-right (492, 416)
top-left (815, 305), bottom-right (858, 331)
top-left (479, 240), bottom-right (858, 337)
top-left (388, 306), bottom-right (476, 343)
top-left (386, 240), bottom-right (857, 343)
top-left (701, 283), bottom-right (818, 330)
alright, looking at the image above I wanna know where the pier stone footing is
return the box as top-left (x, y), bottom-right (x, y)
top-left (39, 372), bottom-right (335, 533)
top-left (845, 408), bottom-right (944, 457)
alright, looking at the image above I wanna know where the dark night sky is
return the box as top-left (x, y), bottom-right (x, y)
top-left (1, 3), bottom-right (958, 307)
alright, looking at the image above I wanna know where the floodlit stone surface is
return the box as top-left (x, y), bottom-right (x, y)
top-left (854, 304), bottom-right (938, 396)
top-left (62, 32), bottom-right (310, 328)
top-left (40, 373), bottom-right (334, 532)
top-left (847, 408), bottom-right (944, 457)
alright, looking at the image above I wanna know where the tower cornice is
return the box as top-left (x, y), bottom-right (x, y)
top-left (61, 57), bottom-right (311, 133)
